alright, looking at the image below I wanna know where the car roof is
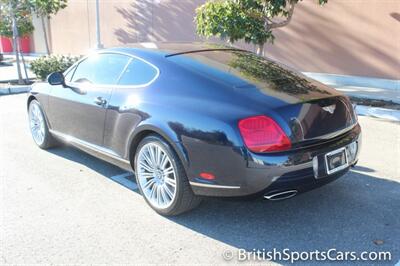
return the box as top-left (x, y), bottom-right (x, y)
top-left (104, 42), bottom-right (245, 59)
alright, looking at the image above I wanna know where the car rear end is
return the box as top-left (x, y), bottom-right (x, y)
top-left (189, 112), bottom-right (361, 199)
top-left (166, 47), bottom-right (361, 199)
top-left (236, 93), bottom-right (361, 199)
top-left (243, 119), bottom-right (361, 200)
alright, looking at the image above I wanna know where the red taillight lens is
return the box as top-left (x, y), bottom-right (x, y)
top-left (238, 115), bottom-right (291, 153)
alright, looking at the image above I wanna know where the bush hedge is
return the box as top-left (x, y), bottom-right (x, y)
top-left (30, 55), bottom-right (80, 81)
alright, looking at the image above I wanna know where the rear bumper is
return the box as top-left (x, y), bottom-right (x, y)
top-left (189, 123), bottom-right (361, 197)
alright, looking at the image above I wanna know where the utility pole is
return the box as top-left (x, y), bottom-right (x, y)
top-left (95, 0), bottom-right (103, 49)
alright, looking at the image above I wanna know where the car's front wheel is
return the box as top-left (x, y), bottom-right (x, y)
top-left (28, 99), bottom-right (56, 149)
top-left (134, 135), bottom-right (201, 215)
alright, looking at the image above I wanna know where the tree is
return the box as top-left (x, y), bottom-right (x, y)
top-left (29, 0), bottom-right (67, 54)
top-left (0, 8), bottom-right (34, 37)
top-left (196, 0), bottom-right (328, 55)
top-left (0, 0), bottom-right (32, 84)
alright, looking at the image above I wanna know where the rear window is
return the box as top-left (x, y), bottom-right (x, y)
top-left (167, 50), bottom-right (331, 96)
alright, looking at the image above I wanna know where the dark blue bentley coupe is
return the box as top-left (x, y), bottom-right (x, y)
top-left (28, 42), bottom-right (361, 215)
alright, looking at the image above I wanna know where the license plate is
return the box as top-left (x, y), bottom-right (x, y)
top-left (324, 147), bottom-right (348, 175)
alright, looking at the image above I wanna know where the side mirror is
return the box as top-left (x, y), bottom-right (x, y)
top-left (47, 71), bottom-right (86, 95)
top-left (47, 72), bottom-right (65, 86)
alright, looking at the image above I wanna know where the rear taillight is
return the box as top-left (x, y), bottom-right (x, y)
top-left (238, 115), bottom-right (291, 153)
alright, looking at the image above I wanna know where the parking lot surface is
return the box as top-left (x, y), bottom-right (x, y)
top-left (1, 94), bottom-right (399, 265)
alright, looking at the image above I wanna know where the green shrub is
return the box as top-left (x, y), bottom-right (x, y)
top-left (30, 55), bottom-right (80, 81)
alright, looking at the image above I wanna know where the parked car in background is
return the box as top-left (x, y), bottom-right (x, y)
top-left (27, 43), bottom-right (361, 215)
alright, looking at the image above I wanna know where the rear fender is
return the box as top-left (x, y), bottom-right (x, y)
top-left (127, 122), bottom-right (190, 171)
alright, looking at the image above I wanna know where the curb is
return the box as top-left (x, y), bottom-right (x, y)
top-left (336, 86), bottom-right (400, 104)
top-left (0, 86), bottom-right (31, 95)
top-left (356, 105), bottom-right (400, 122)
top-left (303, 72), bottom-right (399, 91)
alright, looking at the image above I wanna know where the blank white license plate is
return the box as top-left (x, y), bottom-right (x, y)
top-left (325, 147), bottom-right (348, 175)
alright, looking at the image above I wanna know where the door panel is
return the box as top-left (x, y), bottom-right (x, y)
top-left (47, 53), bottom-right (131, 146)
top-left (48, 84), bottom-right (112, 146)
top-left (103, 89), bottom-right (144, 159)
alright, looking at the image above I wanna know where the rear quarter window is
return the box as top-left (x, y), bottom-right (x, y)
top-left (118, 59), bottom-right (158, 86)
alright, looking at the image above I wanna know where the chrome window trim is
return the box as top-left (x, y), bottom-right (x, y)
top-left (65, 51), bottom-right (160, 89)
top-left (63, 65), bottom-right (77, 83)
top-left (49, 130), bottom-right (131, 165)
top-left (189, 181), bottom-right (241, 189)
top-left (116, 57), bottom-right (133, 84)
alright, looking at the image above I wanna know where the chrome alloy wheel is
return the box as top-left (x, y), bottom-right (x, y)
top-left (29, 101), bottom-right (45, 146)
top-left (137, 142), bottom-right (177, 209)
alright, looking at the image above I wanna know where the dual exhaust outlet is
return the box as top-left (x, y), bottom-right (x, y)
top-left (264, 189), bottom-right (298, 201)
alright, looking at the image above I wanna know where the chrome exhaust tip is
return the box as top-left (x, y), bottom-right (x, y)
top-left (264, 190), bottom-right (298, 201)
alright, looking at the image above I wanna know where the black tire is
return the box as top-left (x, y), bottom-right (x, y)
top-left (28, 99), bottom-right (57, 149)
top-left (134, 134), bottom-right (202, 216)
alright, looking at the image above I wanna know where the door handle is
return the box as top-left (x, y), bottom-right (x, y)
top-left (94, 97), bottom-right (107, 106)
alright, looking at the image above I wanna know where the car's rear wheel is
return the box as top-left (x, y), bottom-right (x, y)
top-left (134, 135), bottom-right (201, 216)
top-left (28, 100), bottom-right (56, 149)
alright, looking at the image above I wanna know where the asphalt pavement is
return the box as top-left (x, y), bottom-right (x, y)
top-left (1, 94), bottom-right (399, 265)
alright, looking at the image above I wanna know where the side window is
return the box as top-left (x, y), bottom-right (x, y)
top-left (71, 53), bottom-right (130, 85)
top-left (118, 59), bottom-right (158, 86)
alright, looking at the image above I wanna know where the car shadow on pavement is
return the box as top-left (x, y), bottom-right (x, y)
top-left (47, 145), bottom-right (138, 189)
top-left (48, 145), bottom-right (399, 263)
top-left (170, 171), bottom-right (400, 263)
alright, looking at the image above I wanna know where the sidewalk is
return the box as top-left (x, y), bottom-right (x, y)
top-left (0, 55), bottom-right (36, 95)
top-left (0, 55), bottom-right (36, 83)
top-left (0, 63), bottom-right (33, 95)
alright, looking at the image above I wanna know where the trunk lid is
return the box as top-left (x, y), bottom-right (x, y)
top-left (274, 95), bottom-right (357, 145)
